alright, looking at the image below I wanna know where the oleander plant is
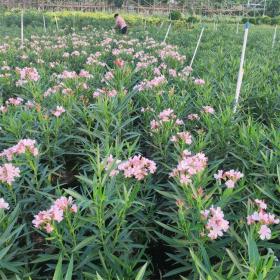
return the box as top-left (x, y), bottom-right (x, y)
top-left (0, 12), bottom-right (279, 279)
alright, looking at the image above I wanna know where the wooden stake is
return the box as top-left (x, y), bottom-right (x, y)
top-left (189, 26), bottom-right (205, 68)
top-left (236, 22), bottom-right (239, 34)
top-left (233, 23), bottom-right (249, 113)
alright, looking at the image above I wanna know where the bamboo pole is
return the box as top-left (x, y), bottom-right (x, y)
top-left (233, 23), bottom-right (249, 113)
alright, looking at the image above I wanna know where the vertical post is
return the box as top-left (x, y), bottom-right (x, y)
top-left (272, 25), bottom-right (277, 49)
top-left (263, 0), bottom-right (266, 16)
top-left (43, 14), bottom-right (47, 33)
top-left (163, 22), bottom-right (172, 43)
top-left (233, 23), bottom-right (249, 113)
top-left (189, 26), bottom-right (205, 68)
top-left (21, 10), bottom-right (24, 48)
top-left (55, 15), bottom-right (59, 31)
top-left (236, 21), bottom-right (239, 34)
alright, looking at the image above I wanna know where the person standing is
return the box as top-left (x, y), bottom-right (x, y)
top-left (114, 13), bottom-right (127, 34)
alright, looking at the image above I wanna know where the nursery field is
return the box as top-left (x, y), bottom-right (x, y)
top-left (0, 16), bottom-right (280, 279)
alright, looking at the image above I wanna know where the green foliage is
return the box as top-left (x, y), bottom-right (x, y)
top-left (0, 10), bottom-right (279, 279)
top-left (169, 10), bottom-right (182, 21)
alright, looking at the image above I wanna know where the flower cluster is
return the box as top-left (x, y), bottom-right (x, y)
top-left (57, 70), bottom-right (77, 80)
top-left (194, 78), bottom-right (205, 85)
top-left (170, 150), bottom-right (208, 185)
top-left (102, 71), bottom-right (114, 83)
top-left (0, 163), bottom-right (20, 185)
top-left (118, 155), bottom-right (157, 180)
top-left (158, 47), bottom-right (186, 63)
top-left (0, 197), bottom-right (9, 210)
top-left (6, 97), bottom-right (24, 106)
top-left (202, 106), bottom-right (215, 114)
top-left (93, 88), bottom-right (117, 98)
top-left (32, 196), bottom-right (78, 233)
top-left (214, 169), bottom-right (244, 189)
top-left (134, 75), bottom-right (166, 92)
top-left (170, 131), bottom-right (192, 145)
top-left (187, 113), bottom-right (200, 121)
top-left (0, 139), bottom-right (38, 161)
top-left (247, 199), bottom-right (279, 240)
top-left (16, 67), bottom-right (40, 85)
top-left (52, 106), bottom-right (65, 117)
top-left (114, 58), bottom-right (125, 68)
top-left (201, 206), bottom-right (229, 240)
top-left (150, 108), bottom-right (183, 131)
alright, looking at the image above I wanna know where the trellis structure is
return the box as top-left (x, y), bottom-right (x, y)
top-left (0, 0), bottom-right (268, 17)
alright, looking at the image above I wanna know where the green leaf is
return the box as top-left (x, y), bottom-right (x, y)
top-left (135, 262), bottom-right (148, 280)
top-left (52, 254), bottom-right (63, 280)
top-left (65, 255), bottom-right (74, 280)
top-left (72, 236), bottom-right (96, 252)
top-left (245, 234), bottom-right (260, 266)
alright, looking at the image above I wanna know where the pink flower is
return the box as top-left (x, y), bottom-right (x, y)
top-left (52, 106), bottom-right (65, 117)
top-left (45, 223), bottom-right (54, 233)
top-left (214, 170), bottom-right (224, 180)
top-left (201, 210), bottom-right (210, 219)
top-left (159, 108), bottom-right (176, 122)
top-left (58, 70), bottom-right (77, 80)
top-left (6, 97), bottom-right (24, 106)
top-left (169, 69), bottom-right (177, 77)
top-left (134, 76), bottom-right (166, 92)
top-left (203, 206), bottom-right (229, 240)
top-left (0, 198), bottom-right (9, 210)
top-left (225, 179), bottom-right (235, 189)
top-left (202, 106), bottom-right (215, 114)
top-left (18, 67), bottom-right (40, 82)
top-left (0, 139), bottom-right (38, 160)
top-left (114, 59), bottom-right (125, 68)
top-left (118, 155), bottom-right (156, 180)
top-left (150, 120), bottom-right (160, 131)
top-left (187, 113), bottom-right (200, 121)
top-left (214, 169), bottom-right (244, 188)
top-left (175, 119), bottom-right (184, 125)
top-left (108, 89), bottom-right (117, 97)
top-left (102, 71), bottom-right (114, 82)
top-left (50, 206), bottom-right (64, 222)
top-left (171, 132), bottom-right (192, 145)
top-left (0, 105), bottom-right (8, 113)
top-left (255, 199), bottom-right (267, 210)
top-left (259, 225), bottom-right (271, 240)
top-left (0, 163), bottom-right (20, 185)
top-left (79, 70), bottom-right (92, 78)
top-left (194, 78), bottom-right (205, 85)
top-left (170, 151), bottom-right (208, 185)
top-left (32, 196), bottom-right (78, 233)
top-left (71, 204), bottom-right (78, 213)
